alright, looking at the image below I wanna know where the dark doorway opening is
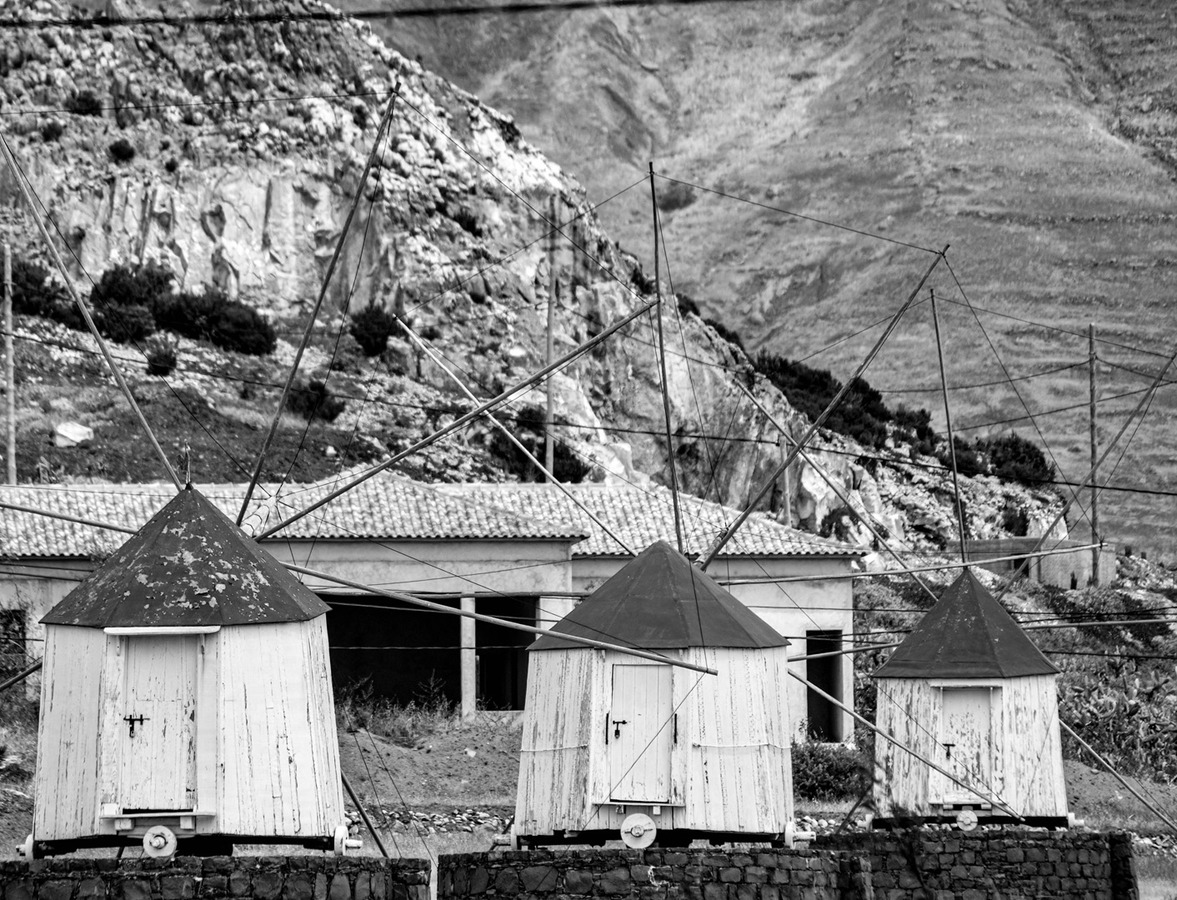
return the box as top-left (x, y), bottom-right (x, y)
top-left (323, 593), bottom-right (460, 706)
top-left (805, 629), bottom-right (843, 742)
top-left (475, 595), bottom-right (536, 710)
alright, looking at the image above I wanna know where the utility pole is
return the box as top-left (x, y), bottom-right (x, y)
top-left (1089, 323), bottom-right (1100, 585)
top-left (545, 196), bottom-right (557, 479)
top-left (3, 243), bottom-right (14, 484)
top-left (931, 289), bottom-right (967, 561)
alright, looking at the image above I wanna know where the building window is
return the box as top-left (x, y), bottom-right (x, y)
top-left (805, 629), bottom-right (843, 742)
top-left (0, 609), bottom-right (27, 676)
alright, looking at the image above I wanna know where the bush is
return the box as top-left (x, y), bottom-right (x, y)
top-left (704, 317), bottom-right (745, 352)
top-left (488, 403), bottom-right (592, 483)
top-left (936, 435), bottom-right (985, 478)
top-left (982, 432), bottom-right (1054, 485)
top-left (98, 303), bottom-right (155, 343)
top-left (90, 261), bottom-right (174, 313)
top-left (791, 740), bottom-right (869, 801)
top-left (108, 138), bottom-right (136, 163)
top-left (153, 287), bottom-right (276, 356)
top-left (349, 303), bottom-right (399, 356)
top-left (10, 257), bottom-right (68, 319)
top-left (144, 335), bottom-right (178, 376)
top-left (65, 90), bottom-right (103, 117)
top-left (676, 293), bottom-right (700, 318)
top-left (755, 352), bottom-right (892, 450)
top-left (40, 120), bottom-right (64, 142)
top-left (892, 405), bottom-right (937, 455)
top-left (288, 379), bottom-right (346, 422)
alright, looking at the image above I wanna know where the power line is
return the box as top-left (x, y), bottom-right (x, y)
top-left (0, 0), bottom-right (776, 31)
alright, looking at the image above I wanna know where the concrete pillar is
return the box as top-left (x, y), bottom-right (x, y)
top-left (536, 595), bottom-right (575, 631)
top-left (460, 595), bottom-right (476, 720)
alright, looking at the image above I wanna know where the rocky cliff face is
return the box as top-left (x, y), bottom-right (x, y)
top-left (0, 0), bottom-right (1065, 555)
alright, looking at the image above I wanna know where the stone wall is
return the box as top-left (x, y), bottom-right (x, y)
top-left (816, 830), bottom-right (1137, 900)
top-left (0, 856), bottom-right (429, 900)
top-left (436, 848), bottom-right (868, 900)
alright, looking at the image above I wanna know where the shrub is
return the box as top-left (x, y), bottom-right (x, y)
top-left (791, 740), bottom-right (869, 801)
top-left (656, 180), bottom-right (697, 212)
top-left (288, 378), bottom-right (346, 422)
top-left (936, 435), bottom-right (985, 478)
top-left (108, 138), bottom-right (136, 163)
top-left (676, 293), bottom-right (700, 318)
top-left (489, 403), bottom-right (592, 482)
top-left (97, 303), bottom-right (155, 343)
top-left (144, 334), bottom-right (178, 376)
top-left (40, 120), bottom-right (64, 142)
top-left (208, 302), bottom-right (276, 356)
top-left (704, 317), bottom-right (745, 352)
top-left (153, 288), bottom-right (276, 356)
top-left (65, 90), bottom-right (103, 117)
top-left (982, 432), bottom-right (1054, 485)
top-left (755, 352), bottom-right (892, 450)
top-left (892, 405), bottom-right (937, 455)
top-left (10, 257), bottom-right (68, 319)
top-left (90, 261), bottom-right (174, 313)
top-left (349, 303), bottom-right (399, 356)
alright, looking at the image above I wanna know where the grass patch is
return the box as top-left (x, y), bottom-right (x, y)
top-left (1136, 855), bottom-right (1177, 900)
top-left (0, 697), bottom-right (38, 795)
top-left (336, 677), bottom-right (459, 748)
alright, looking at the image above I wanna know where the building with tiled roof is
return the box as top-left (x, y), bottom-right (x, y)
top-left (444, 482), bottom-right (861, 742)
top-left (2, 477), bottom-right (861, 739)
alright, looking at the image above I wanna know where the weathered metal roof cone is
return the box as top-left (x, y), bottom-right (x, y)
top-left (42, 484), bottom-right (329, 627)
top-left (873, 568), bottom-right (1058, 678)
top-left (531, 539), bottom-right (788, 650)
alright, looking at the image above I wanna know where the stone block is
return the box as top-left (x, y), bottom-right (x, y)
top-left (702, 883), bottom-right (726, 900)
top-left (731, 857), bottom-right (753, 869)
top-left (369, 876), bottom-right (387, 900)
top-left (961, 890), bottom-right (985, 900)
top-left (159, 877), bottom-right (195, 900)
top-left (759, 887), bottom-right (778, 900)
top-left (493, 870), bottom-right (521, 896)
top-left (630, 866), bottom-right (652, 885)
top-left (743, 867), bottom-right (767, 884)
top-left (199, 876), bottom-right (227, 895)
top-left (564, 870), bottom-right (594, 894)
top-left (663, 854), bottom-right (689, 868)
top-left (76, 878), bottom-right (106, 900)
top-left (204, 859), bottom-right (235, 875)
top-left (599, 868), bottom-right (630, 895)
top-left (228, 872), bottom-right (251, 898)
top-left (468, 869), bottom-right (488, 896)
top-left (354, 874), bottom-right (371, 900)
top-left (735, 885), bottom-right (756, 900)
top-left (120, 879), bottom-right (153, 900)
top-left (1007, 848), bottom-right (1024, 864)
top-left (39, 879), bottom-right (75, 900)
top-left (897, 871), bottom-right (922, 890)
top-left (4, 881), bottom-right (34, 900)
top-left (718, 869), bottom-right (741, 884)
top-left (521, 867), bottom-right (558, 892)
top-left (253, 872), bottom-right (284, 900)
top-left (286, 874), bottom-right (314, 900)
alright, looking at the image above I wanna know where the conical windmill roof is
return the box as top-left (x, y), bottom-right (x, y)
top-left (873, 569), bottom-right (1058, 678)
top-left (42, 485), bottom-right (329, 628)
top-left (531, 540), bottom-right (788, 651)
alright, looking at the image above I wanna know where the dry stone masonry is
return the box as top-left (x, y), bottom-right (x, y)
top-left (0, 856), bottom-right (429, 900)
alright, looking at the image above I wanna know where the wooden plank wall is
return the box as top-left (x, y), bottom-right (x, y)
top-left (1002, 675), bottom-right (1068, 818)
top-left (872, 677), bottom-right (938, 818)
top-left (216, 619), bottom-right (344, 838)
top-left (33, 626), bottom-right (105, 839)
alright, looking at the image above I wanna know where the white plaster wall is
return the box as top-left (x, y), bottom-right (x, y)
top-left (572, 555), bottom-right (856, 743)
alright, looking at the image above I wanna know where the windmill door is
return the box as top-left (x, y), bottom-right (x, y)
top-left (936, 687), bottom-right (995, 805)
top-left (118, 635), bottom-right (199, 811)
top-left (608, 665), bottom-right (672, 803)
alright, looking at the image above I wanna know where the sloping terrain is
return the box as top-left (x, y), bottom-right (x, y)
top-left (363, 0), bottom-right (1177, 560)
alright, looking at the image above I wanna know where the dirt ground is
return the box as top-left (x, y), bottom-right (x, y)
top-left (6, 717), bottom-right (1177, 857)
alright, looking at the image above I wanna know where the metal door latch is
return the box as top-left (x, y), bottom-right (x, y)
top-left (613, 719), bottom-right (628, 739)
top-left (942, 742), bottom-right (955, 760)
top-left (124, 714), bottom-right (149, 737)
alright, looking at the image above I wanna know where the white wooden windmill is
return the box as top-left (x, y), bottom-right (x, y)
top-left (871, 569), bottom-right (1071, 829)
top-left (515, 540), bottom-right (810, 849)
top-left (23, 485), bottom-right (354, 859)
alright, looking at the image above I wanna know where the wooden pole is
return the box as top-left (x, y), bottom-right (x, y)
top-left (930, 289), bottom-right (967, 560)
top-left (238, 83), bottom-right (401, 524)
top-left (1088, 324), bottom-right (1100, 585)
top-left (0, 132), bottom-right (182, 489)
top-left (340, 772), bottom-right (391, 858)
top-left (700, 246), bottom-right (948, 569)
top-left (1061, 721), bottom-right (1177, 834)
top-left (545, 196), bottom-right (557, 479)
top-left (0, 659), bottom-right (41, 695)
top-left (3, 242), bottom-right (14, 483)
top-left (788, 669), bottom-right (1022, 819)
top-left (649, 162), bottom-right (684, 554)
top-left (257, 299), bottom-right (657, 541)
top-left (286, 561), bottom-right (718, 675)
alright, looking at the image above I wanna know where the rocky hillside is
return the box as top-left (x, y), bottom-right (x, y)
top-left (0, 0), bottom-right (1070, 556)
top-left (359, 0), bottom-right (1177, 561)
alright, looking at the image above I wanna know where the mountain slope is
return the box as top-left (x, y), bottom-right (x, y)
top-left (364, 0), bottom-right (1177, 559)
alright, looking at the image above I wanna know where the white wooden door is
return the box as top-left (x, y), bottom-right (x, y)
top-left (118, 636), bottom-right (198, 811)
top-left (938, 687), bottom-right (994, 804)
top-left (608, 665), bottom-right (672, 803)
